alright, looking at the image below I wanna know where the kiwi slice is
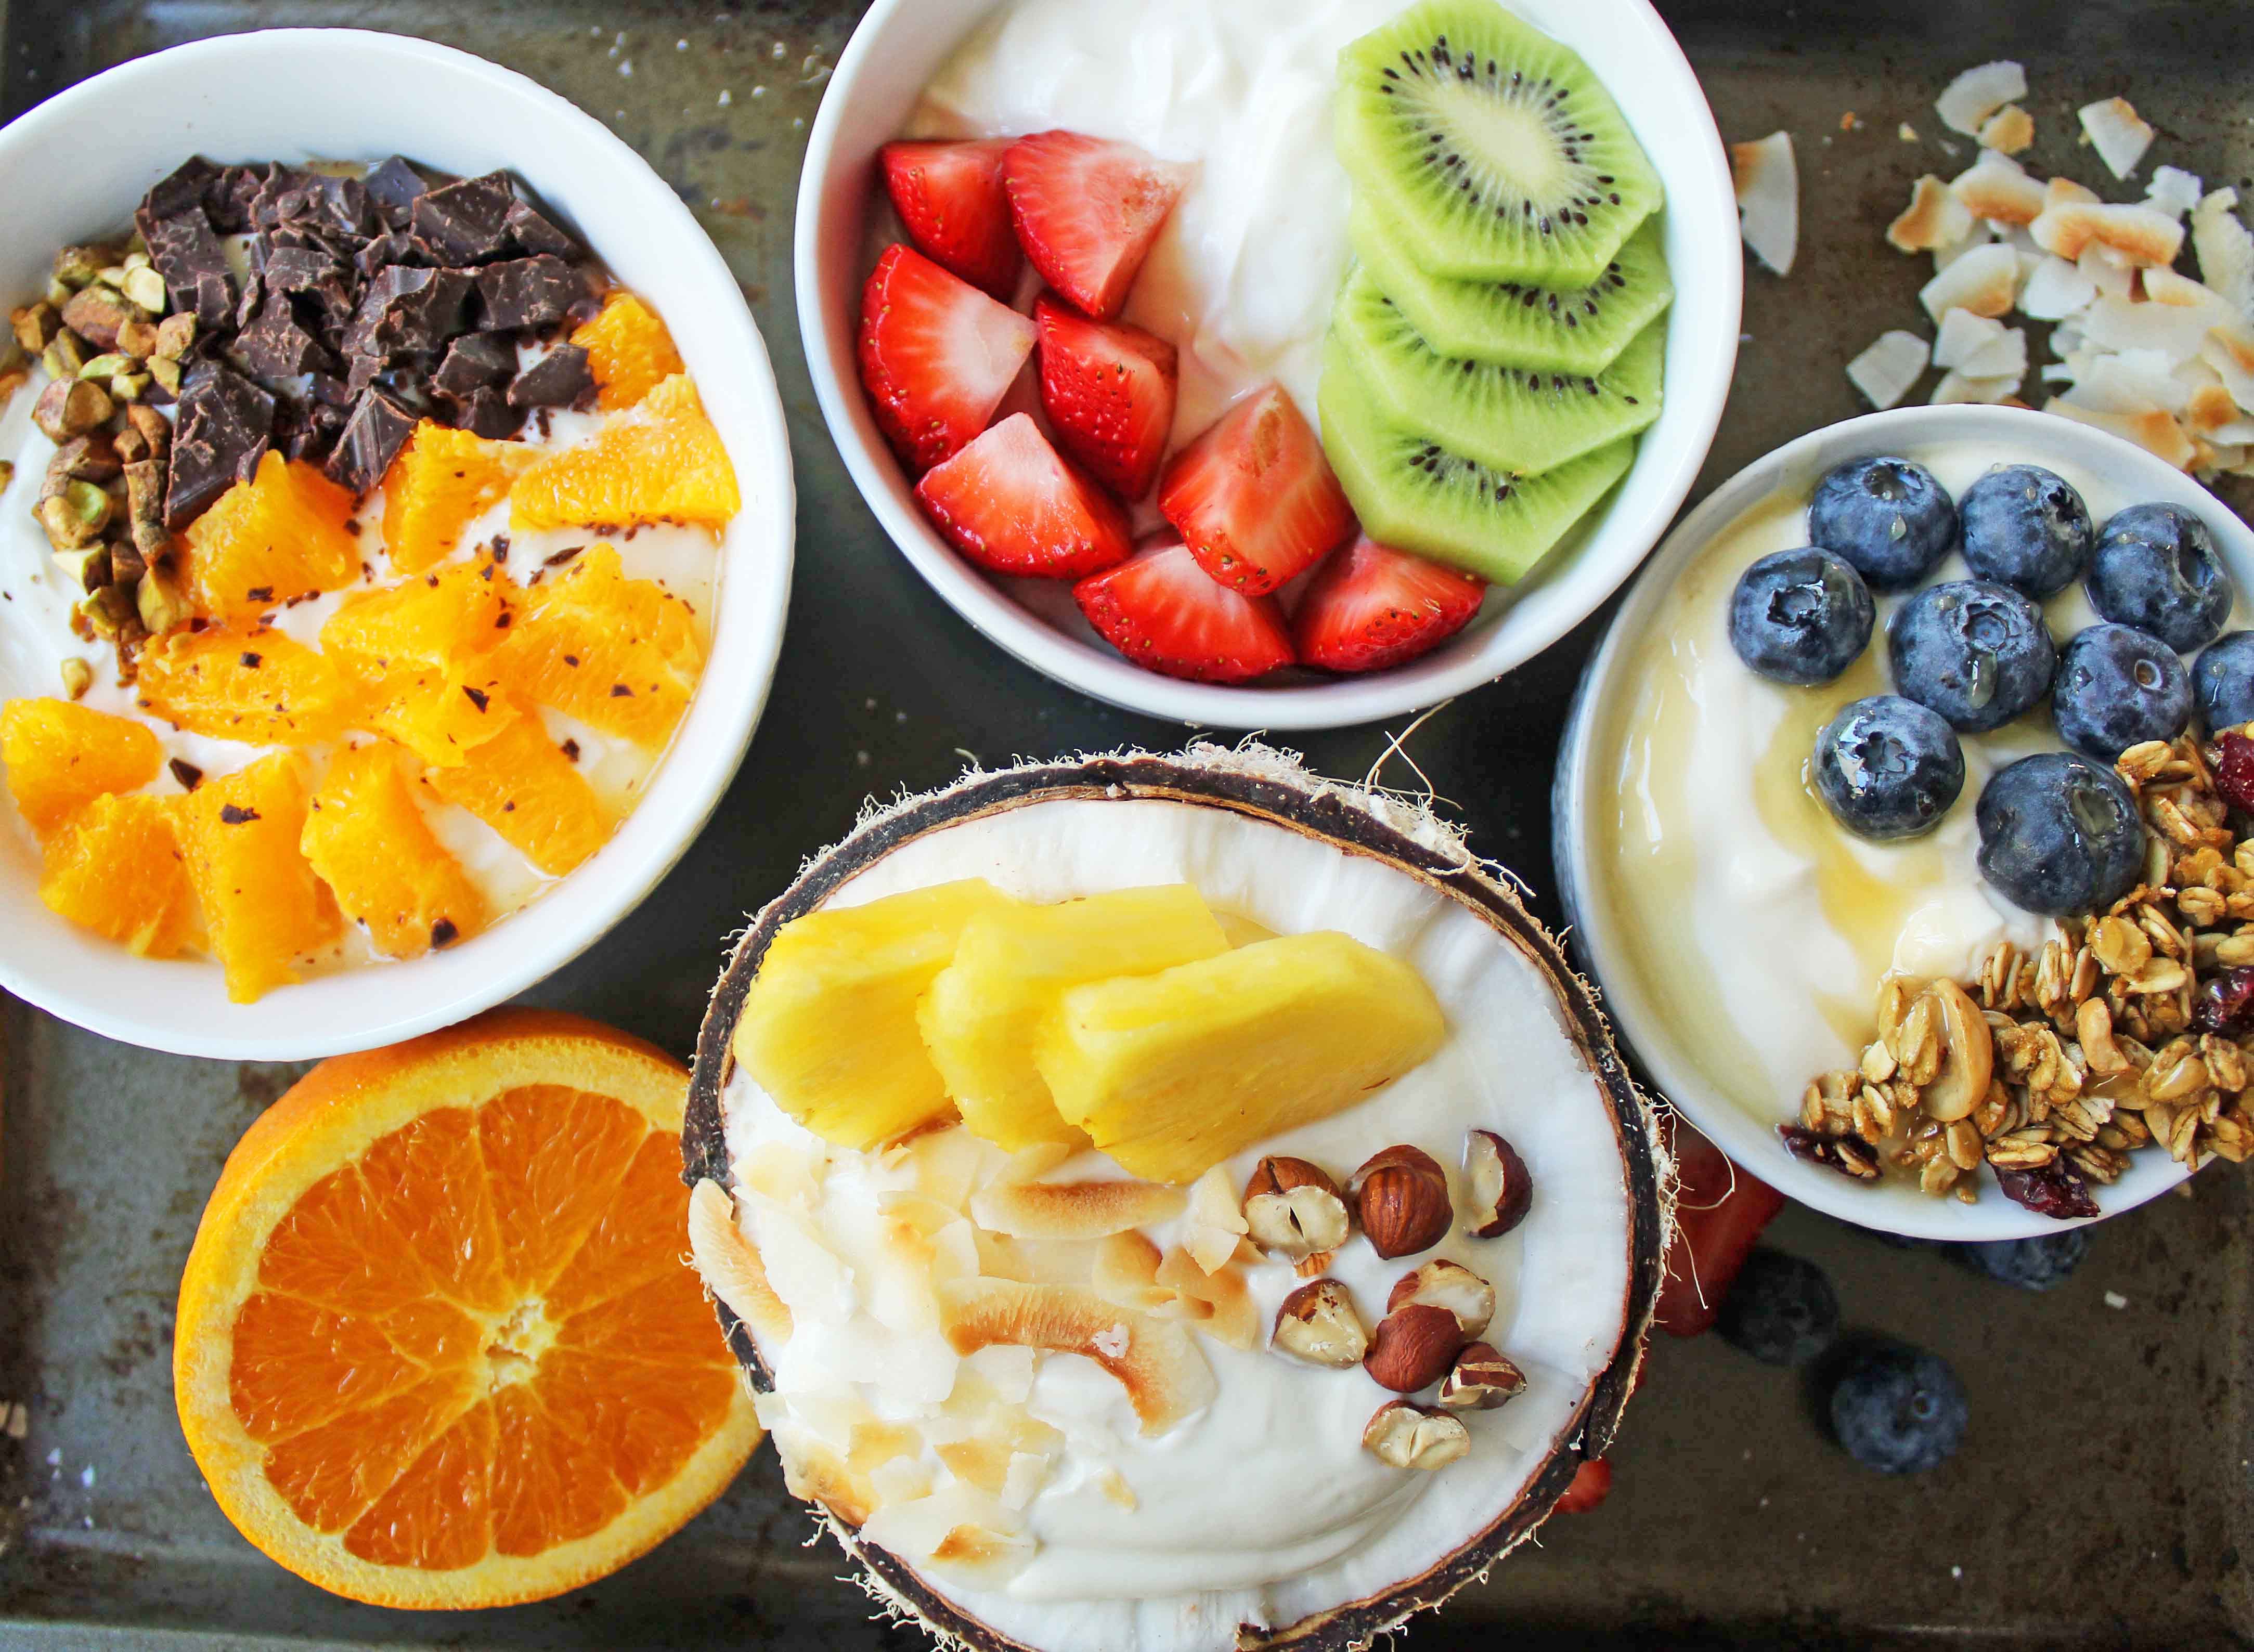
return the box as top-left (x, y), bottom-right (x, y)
top-left (1336, 0), bottom-right (1663, 285)
top-left (1351, 199), bottom-right (1672, 375)
top-left (1317, 339), bottom-right (1636, 584)
top-left (1330, 267), bottom-right (1663, 477)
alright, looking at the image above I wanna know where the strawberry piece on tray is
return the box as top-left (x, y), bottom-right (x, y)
top-left (1553, 1458), bottom-right (1613, 1514)
top-left (1653, 1110), bottom-right (1787, 1338)
top-left (1295, 537), bottom-right (1486, 673)
top-left (879, 138), bottom-right (1022, 301)
top-left (915, 413), bottom-right (1133, 580)
top-left (1159, 383), bottom-right (1354, 595)
top-left (1073, 536), bottom-right (1293, 684)
top-left (858, 243), bottom-right (1037, 473)
top-left (1035, 296), bottom-right (1179, 501)
top-left (1003, 131), bottom-right (1193, 321)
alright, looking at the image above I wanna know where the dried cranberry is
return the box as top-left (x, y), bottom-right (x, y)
top-left (1994, 1160), bottom-right (2100, 1221)
top-left (2195, 965), bottom-right (2254, 1034)
top-left (2216, 731), bottom-right (2254, 817)
top-left (1777, 1125), bottom-right (1879, 1180)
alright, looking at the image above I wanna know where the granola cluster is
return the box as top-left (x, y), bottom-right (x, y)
top-left (1790, 730), bottom-right (2254, 1219)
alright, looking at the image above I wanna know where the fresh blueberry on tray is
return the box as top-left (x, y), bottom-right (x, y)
top-left (2086, 503), bottom-right (2232, 654)
top-left (1728, 548), bottom-right (1875, 685)
top-left (1950, 1229), bottom-right (2090, 1292)
top-left (1959, 463), bottom-right (2092, 598)
top-left (1813, 694), bottom-right (1964, 841)
top-left (2052, 623), bottom-right (2192, 760)
top-left (1715, 1248), bottom-right (1838, 1367)
top-left (2193, 631), bottom-right (2254, 734)
top-left (1827, 1343), bottom-right (1968, 1474)
top-left (1975, 751), bottom-right (2143, 915)
top-left (1888, 580), bottom-right (2057, 733)
top-left (1808, 456), bottom-right (1959, 591)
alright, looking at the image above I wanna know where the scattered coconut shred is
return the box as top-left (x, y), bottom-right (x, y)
top-left (1844, 61), bottom-right (2254, 486)
top-left (1732, 131), bottom-right (1798, 277)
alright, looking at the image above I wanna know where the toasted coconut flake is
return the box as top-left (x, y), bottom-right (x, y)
top-left (1978, 105), bottom-right (2035, 155)
top-left (1899, 122), bottom-right (1920, 142)
top-left (2044, 398), bottom-right (2200, 469)
top-left (689, 1178), bottom-right (795, 1345)
top-left (2021, 254), bottom-right (2098, 321)
top-left (970, 1228), bottom-right (1098, 1285)
top-left (1182, 1163), bottom-right (1249, 1275)
top-left (937, 1278), bottom-right (1214, 1434)
top-left (1932, 224), bottom-right (1998, 273)
top-left (969, 1172), bottom-right (1185, 1241)
top-left (1154, 1246), bottom-right (1260, 1349)
top-left (1931, 369), bottom-right (2023, 405)
top-left (2193, 189), bottom-right (2254, 320)
top-left (775, 1428), bottom-right (876, 1527)
top-left (2146, 166), bottom-right (2205, 222)
top-left (2142, 266), bottom-right (2218, 308)
top-left (1846, 329), bottom-right (1931, 410)
top-left (2032, 199), bottom-right (2185, 268)
top-left (1936, 60), bottom-right (2027, 137)
top-left (1920, 242), bottom-right (2020, 322)
top-left (1888, 175), bottom-right (1975, 253)
top-left (861, 1486), bottom-right (1034, 1586)
top-left (2185, 378), bottom-right (2246, 437)
top-left (2049, 177), bottom-right (2103, 209)
top-left (1731, 131), bottom-right (1798, 276)
top-left (2079, 246), bottom-right (2136, 302)
top-left (2198, 328), bottom-right (2254, 412)
top-left (1091, 1230), bottom-right (1169, 1309)
top-left (2062, 347), bottom-right (2182, 412)
top-left (2081, 295), bottom-right (2217, 366)
top-left (2080, 95), bottom-right (2156, 180)
top-left (1952, 151), bottom-right (2046, 226)
top-left (1934, 309), bottom-right (2001, 371)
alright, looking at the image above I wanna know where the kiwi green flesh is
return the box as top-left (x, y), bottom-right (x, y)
top-left (1351, 200), bottom-right (1673, 375)
top-left (1318, 339), bottom-right (1636, 584)
top-left (1335, 0), bottom-right (1663, 285)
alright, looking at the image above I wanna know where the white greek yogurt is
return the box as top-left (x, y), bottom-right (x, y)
top-left (720, 797), bottom-right (1637, 1652)
top-left (1589, 444), bottom-right (2232, 1128)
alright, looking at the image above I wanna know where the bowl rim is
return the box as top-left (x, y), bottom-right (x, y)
top-left (793, 0), bottom-right (1740, 732)
top-left (1551, 401), bottom-right (2238, 1240)
top-left (0, 28), bottom-right (797, 1061)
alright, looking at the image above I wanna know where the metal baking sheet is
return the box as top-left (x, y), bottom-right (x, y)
top-left (2, 1), bottom-right (2249, 1646)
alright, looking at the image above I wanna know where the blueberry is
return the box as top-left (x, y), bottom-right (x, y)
top-left (2051, 623), bottom-right (2192, 759)
top-left (1728, 548), bottom-right (1876, 685)
top-left (1813, 695), bottom-right (1965, 841)
top-left (1826, 1344), bottom-right (1968, 1474)
top-left (2086, 503), bottom-right (2233, 653)
top-left (2193, 631), bottom-right (2254, 733)
top-left (1950, 1229), bottom-right (2091, 1292)
top-left (1975, 751), bottom-right (2144, 916)
top-left (1887, 580), bottom-right (2057, 733)
top-left (1808, 457), bottom-right (1959, 590)
top-left (1714, 1248), bottom-right (1838, 1367)
top-left (1959, 464), bottom-right (2092, 597)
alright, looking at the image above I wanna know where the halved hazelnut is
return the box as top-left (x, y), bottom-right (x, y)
top-left (1463, 1129), bottom-right (1532, 1239)
top-left (1385, 1258), bottom-right (1496, 1341)
top-left (1349, 1145), bottom-right (1452, 1259)
top-left (1243, 1156), bottom-right (1352, 1260)
top-left (1362, 1301), bottom-right (1464, 1393)
top-left (1437, 1341), bottom-right (1525, 1410)
top-left (1271, 1279), bottom-right (1368, 1368)
top-left (1362, 1400), bottom-right (1471, 1471)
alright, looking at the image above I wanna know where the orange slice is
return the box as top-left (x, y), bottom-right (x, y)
top-left (187, 451), bottom-right (363, 621)
top-left (419, 703), bottom-right (612, 877)
top-left (381, 424), bottom-right (537, 576)
top-left (179, 754), bottom-right (342, 1003)
top-left (509, 374), bottom-right (739, 532)
top-left (1, 696), bottom-right (163, 838)
top-left (38, 790), bottom-right (198, 956)
top-left (138, 625), bottom-right (354, 748)
top-left (487, 545), bottom-right (706, 747)
top-left (572, 293), bottom-right (685, 411)
top-left (302, 742), bottom-right (488, 959)
top-left (174, 1009), bottom-right (762, 1608)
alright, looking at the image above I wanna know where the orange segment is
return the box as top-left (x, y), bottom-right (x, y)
top-left (322, 560), bottom-right (520, 769)
top-left (381, 423), bottom-right (537, 576)
top-left (572, 292), bottom-right (685, 411)
top-left (2, 697), bottom-right (163, 838)
top-left (138, 625), bottom-right (352, 748)
top-left (302, 743), bottom-right (488, 960)
top-left (489, 545), bottom-right (706, 746)
top-left (179, 754), bottom-right (342, 1003)
top-left (510, 373), bottom-right (740, 532)
top-left (173, 1009), bottom-right (760, 1610)
top-left (420, 702), bottom-right (612, 876)
top-left (37, 791), bottom-right (198, 956)
top-left (187, 451), bottom-right (362, 621)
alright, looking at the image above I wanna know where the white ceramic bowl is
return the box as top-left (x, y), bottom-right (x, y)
top-left (796, 0), bottom-right (1738, 730)
top-left (0, 30), bottom-right (796, 1061)
top-left (1553, 404), bottom-right (2249, 1239)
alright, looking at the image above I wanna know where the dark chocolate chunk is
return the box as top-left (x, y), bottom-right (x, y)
top-left (192, 270), bottom-right (237, 333)
top-left (262, 245), bottom-right (360, 332)
top-left (431, 917), bottom-right (460, 948)
top-left (508, 345), bottom-right (592, 409)
top-left (433, 332), bottom-right (517, 397)
top-left (168, 758), bottom-right (203, 791)
top-left (503, 197), bottom-right (579, 259)
top-left (233, 276), bottom-right (264, 335)
top-left (304, 173), bottom-right (375, 242)
top-left (235, 291), bottom-right (330, 377)
top-left (145, 210), bottom-right (233, 321)
top-left (307, 372), bottom-right (356, 409)
top-left (165, 363), bottom-right (275, 528)
top-left (326, 387), bottom-right (417, 496)
top-left (344, 265), bottom-right (472, 358)
top-left (210, 165), bottom-right (262, 234)
top-left (218, 803), bottom-right (260, 825)
top-left (274, 397), bottom-right (347, 463)
top-left (355, 231), bottom-right (425, 277)
top-left (445, 384), bottom-right (519, 439)
top-left (362, 156), bottom-right (432, 229)
top-left (137, 156), bottom-right (225, 231)
top-left (409, 171), bottom-right (519, 265)
top-left (246, 163), bottom-right (316, 231)
top-left (474, 256), bottom-right (589, 333)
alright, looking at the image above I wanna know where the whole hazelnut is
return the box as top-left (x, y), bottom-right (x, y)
top-left (1437, 1342), bottom-right (1526, 1411)
top-left (1362, 1301), bottom-right (1464, 1393)
top-left (1386, 1258), bottom-right (1497, 1341)
top-left (1243, 1156), bottom-right (1352, 1260)
top-left (1271, 1279), bottom-right (1368, 1368)
top-left (1350, 1145), bottom-right (1452, 1259)
top-left (1463, 1128), bottom-right (1533, 1239)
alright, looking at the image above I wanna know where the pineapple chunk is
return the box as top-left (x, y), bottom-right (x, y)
top-left (735, 878), bottom-right (1015, 1149)
top-left (920, 884), bottom-right (1229, 1152)
top-left (1037, 931), bottom-right (1447, 1184)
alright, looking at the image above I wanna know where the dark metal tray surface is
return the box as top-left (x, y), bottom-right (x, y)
top-left (2, 1), bottom-right (2250, 1647)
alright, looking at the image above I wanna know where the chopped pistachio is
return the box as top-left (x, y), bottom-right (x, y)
top-left (77, 352), bottom-right (131, 381)
top-left (51, 245), bottom-right (111, 289)
top-left (80, 583), bottom-right (136, 640)
top-left (43, 277), bottom-right (72, 309)
top-left (109, 539), bottom-right (148, 587)
top-left (0, 368), bottom-right (24, 415)
top-left (115, 317), bottom-right (159, 359)
top-left (152, 313), bottom-right (195, 360)
top-left (42, 330), bottom-right (87, 379)
top-left (0, 460), bottom-right (14, 495)
top-left (31, 376), bottom-right (112, 443)
top-left (45, 434), bottom-right (121, 497)
top-left (10, 301), bottom-right (59, 355)
top-left (109, 372), bottom-right (149, 403)
top-left (38, 480), bottom-right (114, 550)
top-left (122, 265), bottom-right (169, 315)
top-left (50, 545), bottom-right (111, 592)
top-left (124, 403), bottom-right (170, 456)
top-left (59, 657), bottom-right (93, 701)
top-left (136, 568), bottom-right (192, 636)
top-left (146, 355), bottom-right (183, 396)
top-left (123, 248), bottom-right (150, 271)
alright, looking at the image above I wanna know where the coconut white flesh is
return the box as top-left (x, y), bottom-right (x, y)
top-left (1731, 131), bottom-right (1798, 276)
top-left (1887, 175), bottom-right (1974, 254)
top-left (717, 796), bottom-right (1637, 1652)
top-left (2080, 95), bottom-right (2156, 180)
top-left (2020, 254), bottom-right (2099, 321)
top-left (1930, 223), bottom-right (1997, 274)
top-left (1951, 151), bottom-right (2045, 227)
top-left (1920, 242), bottom-right (2020, 323)
top-left (1845, 329), bottom-right (1931, 410)
top-left (1936, 60), bottom-right (2027, 137)
top-left (2145, 166), bottom-right (2205, 221)
top-left (1929, 369), bottom-right (2022, 405)
top-left (2045, 398), bottom-right (2199, 469)
top-left (2193, 190), bottom-right (2254, 321)
top-left (1931, 310), bottom-right (2026, 376)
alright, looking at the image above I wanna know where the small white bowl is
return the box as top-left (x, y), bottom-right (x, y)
top-left (795, 0), bottom-right (1739, 730)
top-left (1553, 404), bottom-right (2248, 1239)
top-left (0, 30), bottom-right (796, 1061)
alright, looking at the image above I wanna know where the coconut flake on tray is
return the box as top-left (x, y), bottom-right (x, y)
top-left (2080, 95), bottom-right (2156, 180)
top-left (1935, 60), bottom-right (2027, 138)
top-left (1845, 330), bottom-right (1931, 411)
top-left (1732, 131), bottom-right (1798, 276)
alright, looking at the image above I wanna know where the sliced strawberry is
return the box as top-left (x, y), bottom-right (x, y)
top-left (1002, 132), bottom-right (1193, 320)
top-left (1035, 296), bottom-right (1179, 501)
top-left (879, 138), bottom-right (1021, 301)
top-left (1553, 1458), bottom-right (1613, 1514)
top-left (914, 413), bottom-right (1132, 580)
top-left (1294, 538), bottom-right (1486, 672)
top-left (1654, 1111), bottom-right (1786, 1338)
top-left (1158, 383), bottom-right (1355, 595)
top-left (857, 243), bottom-right (1037, 473)
top-left (1074, 537), bottom-right (1293, 684)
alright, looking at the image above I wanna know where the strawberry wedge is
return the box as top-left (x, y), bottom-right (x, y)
top-left (1294, 538), bottom-right (1486, 672)
top-left (1159, 383), bottom-right (1354, 595)
top-left (1074, 537), bottom-right (1293, 684)
top-left (857, 243), bottom-right (1037, 473)
top-left (1035, 296), bottom-right (1179, 501)
top-left (915, 413), bottom-right (1132, 580)
top-left (1003, 132), bottom-right (1193, 320)
top-left (879, 138), bottom-right (1022, 301)
top-left (1654, 1111), bottom-right (1785, 1338)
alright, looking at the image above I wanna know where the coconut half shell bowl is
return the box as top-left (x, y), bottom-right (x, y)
top-left (681, 747), bottom-right (1669, 1651)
